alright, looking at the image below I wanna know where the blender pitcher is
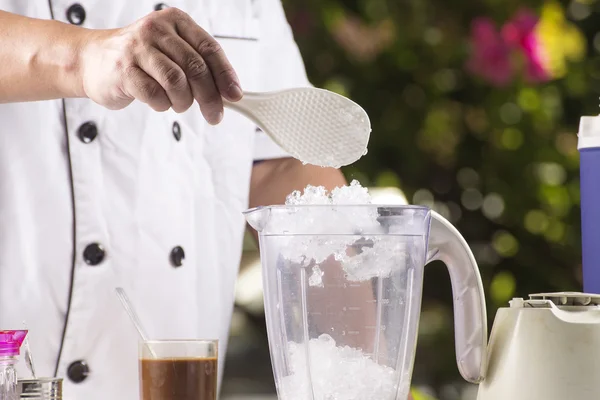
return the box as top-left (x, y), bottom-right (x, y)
top-left (245, 205), bottom-right (487, 400)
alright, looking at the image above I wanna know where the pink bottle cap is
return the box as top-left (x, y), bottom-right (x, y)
top-left (0, 330), bottom-right (28, 357)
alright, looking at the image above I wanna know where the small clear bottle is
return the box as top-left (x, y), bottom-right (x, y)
top-left (0, 331), bottom-right (27, 400)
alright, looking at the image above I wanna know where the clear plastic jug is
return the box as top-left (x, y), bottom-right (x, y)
top-left (245, 205), bottom-right (487, 400)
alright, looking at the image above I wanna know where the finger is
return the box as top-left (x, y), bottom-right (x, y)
top-left (136, 47), bottom-right (194, 114)
top-left (170, 10), bottom-right (242, 102)
top-left (155, 35), bottom-right (224, 124)
top-left (122, 66), bottom-right (171, 112)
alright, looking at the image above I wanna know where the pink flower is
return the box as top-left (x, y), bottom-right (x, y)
top-left (501, 9), bottom-right (549, 83)
top-left (466, 17), bottom-right (514, 87)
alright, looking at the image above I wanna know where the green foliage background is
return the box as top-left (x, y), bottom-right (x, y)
top-left (282, 0), bottom-right (600, 389)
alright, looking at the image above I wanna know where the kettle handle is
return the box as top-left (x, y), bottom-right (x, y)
top-left (427, 211), bottom-right (488, 383)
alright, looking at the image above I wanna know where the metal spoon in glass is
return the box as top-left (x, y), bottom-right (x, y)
top-left (115, 287), bottom-right (157, 358)
top-left (223, 88), bottom-right (371, 168)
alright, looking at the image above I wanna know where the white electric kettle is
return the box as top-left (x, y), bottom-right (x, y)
top-left (477, 292), bottom-right (600, 400)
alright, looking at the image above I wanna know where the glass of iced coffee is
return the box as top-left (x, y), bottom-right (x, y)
top-left (139, 340), bottom-right (218, 400)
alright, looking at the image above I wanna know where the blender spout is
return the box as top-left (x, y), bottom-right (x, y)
top-left (243, 206), bottom-right (271, 232)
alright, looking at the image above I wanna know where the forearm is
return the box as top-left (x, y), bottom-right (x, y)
top-left (249, 157), bottom-right (346, 208)
top-left (0, 10), bottom-right (85, 102)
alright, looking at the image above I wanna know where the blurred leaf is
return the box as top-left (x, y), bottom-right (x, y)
top-left (375, 169), bottom-right (402, 187)
top-left (490, 271), bottom-right (517, 305)
top-left (492, 231), bottom-right (519, 257)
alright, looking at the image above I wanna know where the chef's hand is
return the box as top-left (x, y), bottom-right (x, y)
top-left (79, 7), bottom-right (241, 124)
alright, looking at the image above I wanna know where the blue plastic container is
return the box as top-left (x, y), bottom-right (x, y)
top-left (579, 116), bottom-right (600, 293)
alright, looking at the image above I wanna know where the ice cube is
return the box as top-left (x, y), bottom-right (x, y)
top-left (308, 266), bottom-right (325, 288)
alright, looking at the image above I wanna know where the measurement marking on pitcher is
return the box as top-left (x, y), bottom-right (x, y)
top-left (373, 277), bottom-right (385, 363)
top-left (365, 325), bottom-right (387, 331)
top-left (324, 283), bottom-right (363, 289)
top-left (365, 299), bottom-right (390, 304)
top-left (298, 268), bottom-right (316, 394)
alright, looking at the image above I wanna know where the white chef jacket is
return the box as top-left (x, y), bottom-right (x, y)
top-left (0, 0), bottom-right (310, 399)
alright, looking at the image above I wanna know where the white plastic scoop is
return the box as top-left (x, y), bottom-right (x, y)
top-left (223, 88), bottom-right (371, 168)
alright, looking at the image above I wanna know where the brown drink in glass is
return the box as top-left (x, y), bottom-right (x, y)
top-left (139, 340), bottom-right (218, 400)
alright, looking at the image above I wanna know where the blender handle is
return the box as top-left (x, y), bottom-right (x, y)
top-left (427, 211), bottom-right (488, 383)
